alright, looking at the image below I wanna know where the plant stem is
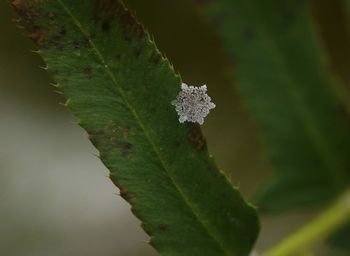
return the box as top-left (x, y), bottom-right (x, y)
top-left (264, 190), bottom-right (350, 256)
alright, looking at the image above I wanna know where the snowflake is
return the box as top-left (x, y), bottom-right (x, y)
top-left (171, 82), bottom-right (216, 125)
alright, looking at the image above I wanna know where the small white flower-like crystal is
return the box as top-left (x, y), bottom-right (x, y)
top-left (172, 82), bottom-right (216, 125)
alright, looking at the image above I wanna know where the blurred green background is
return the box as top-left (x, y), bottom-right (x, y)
top-left (1, 0), bottom-right (348, 255)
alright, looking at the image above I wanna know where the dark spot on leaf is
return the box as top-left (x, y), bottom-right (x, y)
top-left (186, 123), bottom-right (206, 151)
top-left (119, 10), bottom-right (135, 42)
top-left (99, 151), bottom-right (106, 161)
top-left (15, 6), bottom-right (46, 44)
top-left (95, 0), bottom-right (120, 21)
top-left (83, 67), bottom-right (92, 79)
top-left (102, 21), bottom-right (111, 32)
top-left (120, 189), bottom-right (135, 201)
top-left (94, 0), bottom-right (145, 42)
top-left (73, 37), bottom-right (90, 49)
top-left (88, 132), bottom-right (103, 148)
top-left (149, 51), bottom-right (161, 64)
top-left (175, 139), bottom-right (181, 147)
top-left (29, 29), bottom-right (50, 46)
top-left (158, 224), bottom-right (169, 232)
top-left (88, 123), bottom-right (133, 158)
top-left (12, 0), bottom-right (56, 48)
top-left (49, 26), bottom-right (68, 50)
top-left (88, 122), bottom-right (120, 151)
top-left (122, 142), bottom-right (132, 157)
top-left (132, 23), bottom-right (146, 40)
top-left (220, 192), bottom-right (228, 199)
top-left (109, 172), bottom-right (121, 188)
top-left (59, 27), bottom-right (66, 36)
top-left (134, 42), bottom-right (145, 57)
top-left (12, 0), bottom-right (40, 25)
top-left (109, 174), bottom-right (135, 209)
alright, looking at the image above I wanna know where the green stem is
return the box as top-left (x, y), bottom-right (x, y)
top-left (264, 190), bottom-right (350, 256)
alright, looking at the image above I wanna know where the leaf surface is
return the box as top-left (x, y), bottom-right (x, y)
top-left (11, 0), bottom-right (259, 255)
top-left (196, 0), bottom-right (350, 212)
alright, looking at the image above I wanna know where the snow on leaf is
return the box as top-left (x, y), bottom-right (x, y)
top-left (172, 82), bottom-right (216, 125)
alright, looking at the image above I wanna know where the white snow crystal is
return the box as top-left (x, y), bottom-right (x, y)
top-left (172, 82), bottom-right (216, 125)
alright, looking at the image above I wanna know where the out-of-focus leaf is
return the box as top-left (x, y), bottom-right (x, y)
top-left (328, 222), bottom-right (350, 252)
top-left (196, 0), bottom-right (350, 212)
top-left (311, 0), bottom-right (350, 113)
top-left (311, 1), bottom-right (350, 252)
top-left (11, 0), bottom-right (259, 255)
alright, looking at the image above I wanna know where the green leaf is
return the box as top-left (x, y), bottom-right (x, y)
top-left (311, 1), bottom-right (350, 251)
top-left (329, 222), bottom-right (350, 252)
top-left (196, 0), bottom-right (350, 212)
top-left (310, 0), bottom-right (350, 113)
top-left (11, 0), bottom-right (259, 255)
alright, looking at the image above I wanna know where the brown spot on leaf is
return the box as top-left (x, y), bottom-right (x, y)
top-left (88, 123), bottom-right (134, 158)
top-left (12, 0), bottom-right (48, 45)
top-left (88, 122), bottom-right (119, 151)
top-left (186, 123), bottom-right (206, 151)
top-left (12, 0), bottom-right (22, 7)
top-left (95, 0), bottom-right (121, 21)
top-left (95, 0), bottom-right (145, 41)
top-left (94, 0), bottom-right (121, 33)
top-left (12, 0), bottom-right (67, 49)
top-left (120, 189), bottom-right (135, 201)
top-left (28, 29), bottom-right (49, 45)
top-left (120, 13), bottom-right (146, 42)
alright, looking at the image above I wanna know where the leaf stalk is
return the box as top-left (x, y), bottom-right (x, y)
top-left (264, 190), bottom-right (350, 256)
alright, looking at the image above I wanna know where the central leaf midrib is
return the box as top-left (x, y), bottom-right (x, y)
top-left (56, 1), bottom-right (233, 255)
